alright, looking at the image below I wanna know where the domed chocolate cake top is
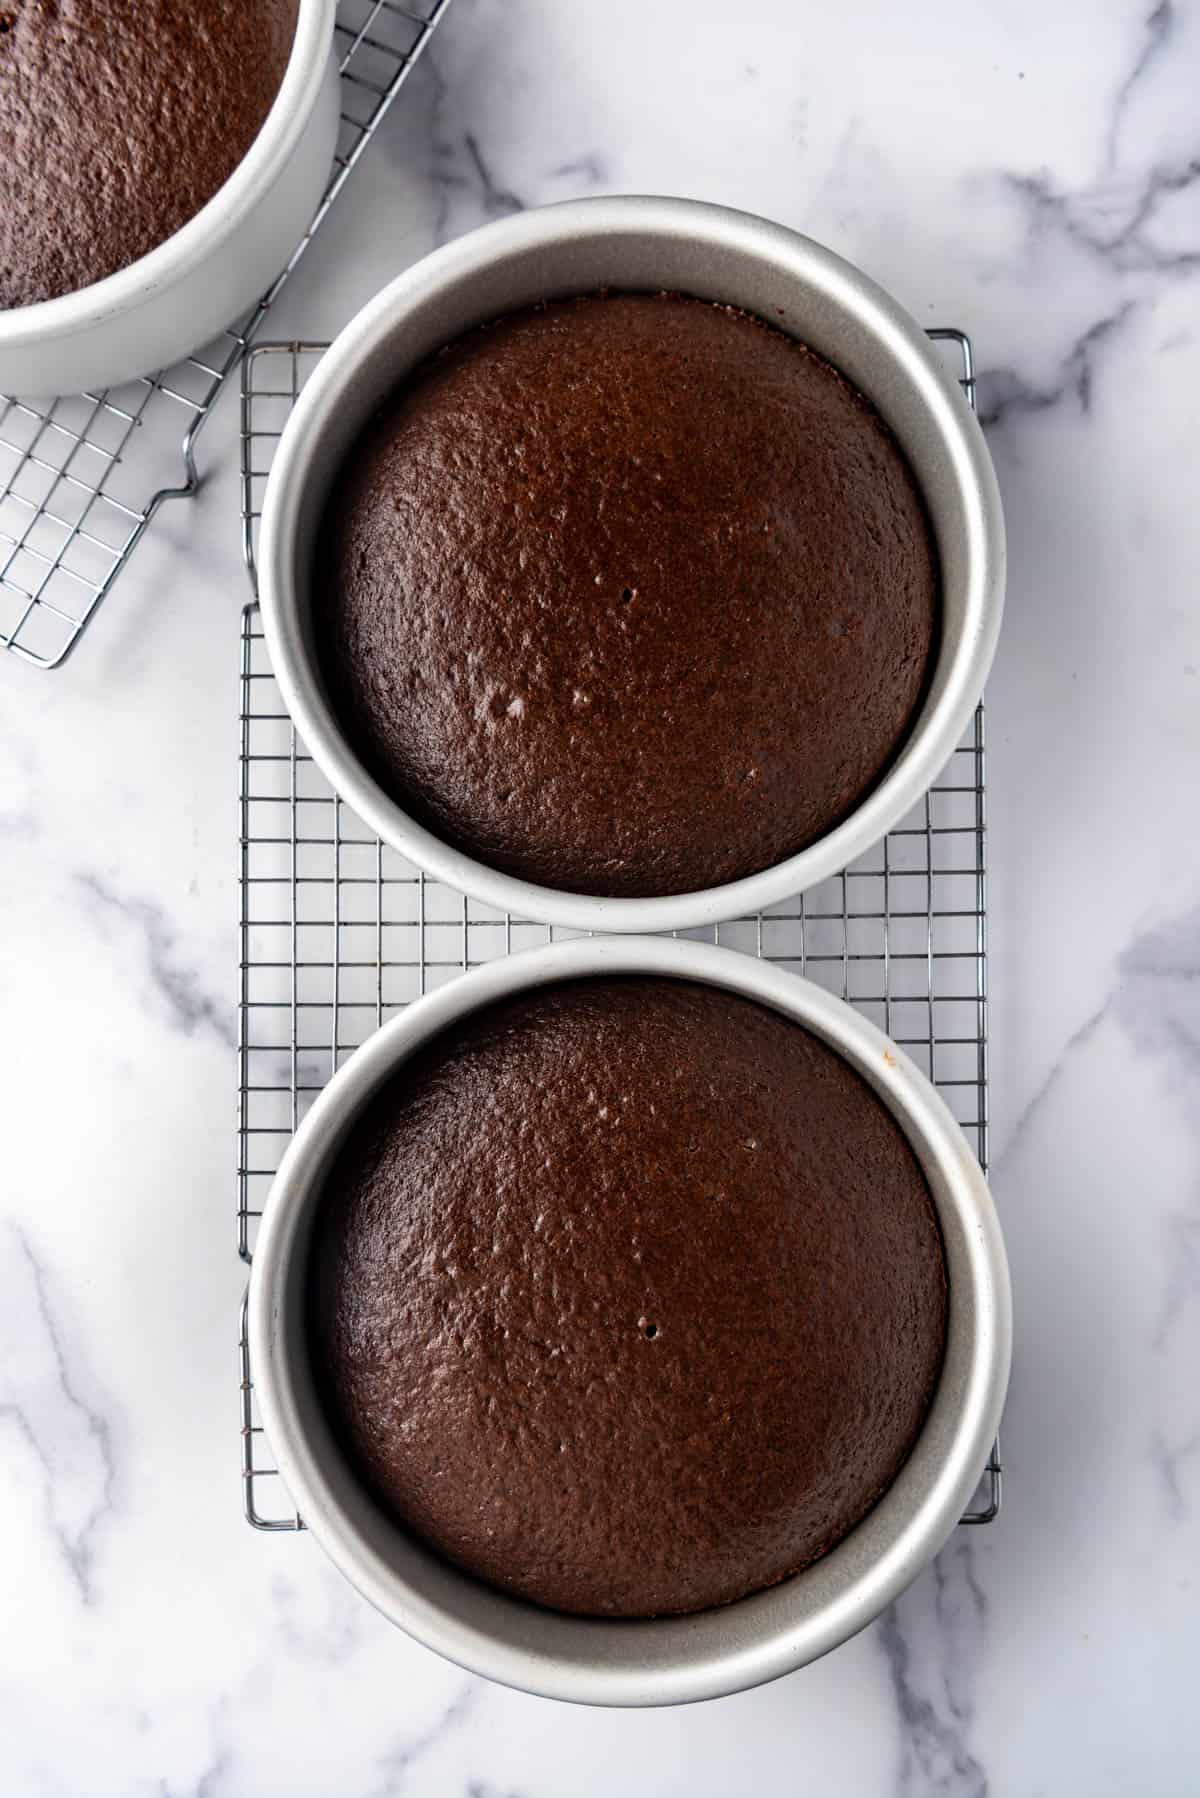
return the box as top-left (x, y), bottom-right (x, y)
top-left (318, 292), bottom-right (938, 898)
top-left (1, 0), bottom-right (299, 310)
top-left (309, 975), bottom-right (948, 1618)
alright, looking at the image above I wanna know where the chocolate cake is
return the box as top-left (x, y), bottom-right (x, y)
top-left (317, 292), bottom-right (939, 898)
top-left (309, 976), bottom-right (948, 1618)
top-left (0, 0), bottom-right (299, 310)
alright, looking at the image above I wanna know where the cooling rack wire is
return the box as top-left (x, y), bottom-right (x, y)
top-left (235, 329), bottom-right (1003, 1533)
top-left (0, 0), bottom-right (451, 670)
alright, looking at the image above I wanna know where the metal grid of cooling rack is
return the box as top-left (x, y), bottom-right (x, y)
top-left (236, 332), bottom-right (1002, 1532)
top-left (0, 0), bottom-right (450, 672)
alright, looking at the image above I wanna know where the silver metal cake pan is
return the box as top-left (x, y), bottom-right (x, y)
top-left (249, 935), bottom-right (1012, 1707)
top-left (0, 0), bottom-right (339, 398)
top-left (257, 194), bottom-right (1006, 932)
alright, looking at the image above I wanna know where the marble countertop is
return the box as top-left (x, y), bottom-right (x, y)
top-left (3, 0), bottom-right (1198, 1790)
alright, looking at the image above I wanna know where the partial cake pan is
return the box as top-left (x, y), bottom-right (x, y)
top-left (0, 0), bottom-right (339, 399)
top-left (257, 195), bottom-right (1006, 932)
top-left (249, 935), bottom-right (1011, 1707)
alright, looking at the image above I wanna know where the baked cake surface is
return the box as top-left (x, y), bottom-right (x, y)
top-left (0, 0), bottom-right (298, 309)
top-left (309, 976), bottom-right (948, 1618)
top-left (318, 292), bottom-right (939, 897)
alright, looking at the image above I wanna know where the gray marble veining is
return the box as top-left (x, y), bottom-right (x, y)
top-left (0, 1225), bottom-right (116, 1604)
top-left (74, 870), bottom-right (235, 1047)
top-left (1, 0), bottom-right (1197, 1791)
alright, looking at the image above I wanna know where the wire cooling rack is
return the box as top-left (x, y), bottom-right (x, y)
top-left (237, 331), bottom-right (1002, 1531)
top-left (0, 0), bottom-right (450, 672)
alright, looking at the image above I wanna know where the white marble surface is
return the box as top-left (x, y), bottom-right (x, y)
top-left (2, 0), bottom-right (1199, 1789)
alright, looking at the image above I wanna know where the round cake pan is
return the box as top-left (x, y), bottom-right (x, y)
top-left (257, 195), bottom-right (1006, 932)
top-left (0, 0), bottom-right (339, 399)
top-left (249, 936), bottom-right (1011, 1707)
